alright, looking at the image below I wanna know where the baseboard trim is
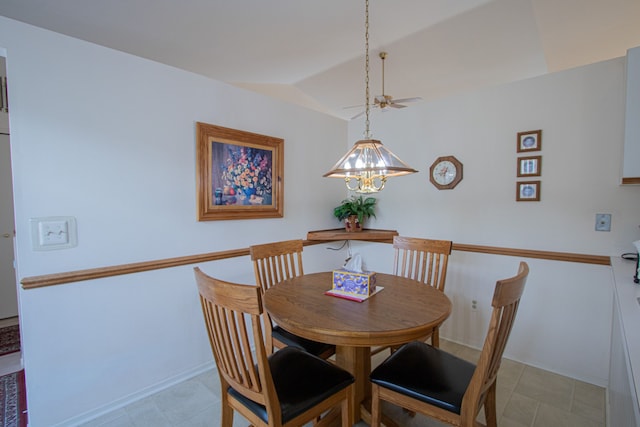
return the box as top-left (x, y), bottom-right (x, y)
top-left (53, 361), bottom-right (216, 427)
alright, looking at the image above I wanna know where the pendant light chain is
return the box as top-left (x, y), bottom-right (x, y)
top-left (322, 0), bottom-right (418, 192)
top-left (364, 0), bottom-right (371, 139)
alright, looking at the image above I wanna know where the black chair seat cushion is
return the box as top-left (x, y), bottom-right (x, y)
top-left (273, 325), bottom-right (335, 357)
top-left (228, 346), bottom-right (354, 423)
top-left (370, 341), bottom-right (475, 414)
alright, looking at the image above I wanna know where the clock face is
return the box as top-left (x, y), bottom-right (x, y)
top-left (429, 156), bottom-right (463, 190)
top-left (432, 161), bottom-right (457, 185)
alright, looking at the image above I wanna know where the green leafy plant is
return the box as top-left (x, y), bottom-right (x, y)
top-left (333, 195), bottom-right (377, 224)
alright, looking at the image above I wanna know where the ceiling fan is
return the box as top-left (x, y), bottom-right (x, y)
top-left (346, 51), bottom-right (422, 119)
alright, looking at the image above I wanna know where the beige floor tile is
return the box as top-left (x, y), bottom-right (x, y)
top-left (515, 365), bottom-right (574, 411)
top-left (79, 408), bottom-right (134, 427)
top-left (495, 383), bottom-right (514, 418)
top-left (125, 397), bottom-right (173, 427)
top-left (191, 369), bottom-right (222, 398)
top-left (498, 416), bottom-right (531, 427)
top-left (150, 378), bottom-right (218, 424)
top-left (534, 402), bottom-right (604, 427)
top-left (438, 339), bottom-right (467, 355)
top-left (571, 379), bottom-right (606, 423)
top-left (455, 345), bottom-right (481, 364)
top-left (176, 401), bottom-right (245, 427)
top-left (501, 392), bottom-right (539, 426)
top-left (498, 358), bottom-right (525, 391)
top-left (73, 340), bottom-right (609, 427)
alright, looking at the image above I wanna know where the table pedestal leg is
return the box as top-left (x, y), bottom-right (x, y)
top-left (335, 346), bottom-right (370, 425)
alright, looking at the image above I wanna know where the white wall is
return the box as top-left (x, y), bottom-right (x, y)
top-left (3, 14), bottom-right (640, 426)
top-left (348, 56), bottom-right (640, 386)
top-left (0, 17), bottom-right (351, 426)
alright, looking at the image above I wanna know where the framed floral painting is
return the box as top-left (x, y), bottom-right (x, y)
top-left (196, 122), bottom-right (284, 221)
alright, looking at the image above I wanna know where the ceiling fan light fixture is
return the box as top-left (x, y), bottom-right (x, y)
top-left (325, 0), bottom-right (417, 193)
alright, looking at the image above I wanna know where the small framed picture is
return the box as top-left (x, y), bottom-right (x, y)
top-left (517, 130), bottom-right (541, 152)
top-left (516, 181), bottom-right (540, 201)
top-left (517, 155), bottom-right (542, 177)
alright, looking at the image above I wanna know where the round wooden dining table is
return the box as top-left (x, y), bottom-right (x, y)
top-left (263, 271), bottom-right (452, 425)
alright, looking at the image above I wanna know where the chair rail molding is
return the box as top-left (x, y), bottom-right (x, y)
top-left (20, 237), bottom-right (610, 290)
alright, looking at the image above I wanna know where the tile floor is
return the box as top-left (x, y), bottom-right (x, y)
top-left (77, 339), bottom-right (607, 427)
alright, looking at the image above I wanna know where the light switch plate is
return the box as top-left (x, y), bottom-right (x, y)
top-left (30, 216), bottom-right (78, 250)
top-left (595, 213), bottom-right (611, 232)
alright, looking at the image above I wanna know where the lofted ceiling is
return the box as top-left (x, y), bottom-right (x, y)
top-left (0, 0), bottom-right (639, 120)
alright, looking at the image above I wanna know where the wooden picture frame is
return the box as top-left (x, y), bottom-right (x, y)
top-left (516, 181), bottom-right (541, 202)
top-left (517, 155), bottom-right (542, 177)
top-left (517, 130), bottom-right (541, 152)
top-left (196, 122), bottom-right (284, 221)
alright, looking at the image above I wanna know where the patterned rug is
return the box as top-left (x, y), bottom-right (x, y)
top-left (0, 325), bottom-right (20, 357)
top-left (0, 370), bottom-right (26, 427)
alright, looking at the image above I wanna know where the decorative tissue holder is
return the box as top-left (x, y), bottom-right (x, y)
top-left (331, 269), bottom-right (377, 297)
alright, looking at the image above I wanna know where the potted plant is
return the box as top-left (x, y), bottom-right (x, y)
top-left (333, 195), bottom-right (376, 232)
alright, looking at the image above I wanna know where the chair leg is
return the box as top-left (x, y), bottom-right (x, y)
top-left (431, 328), bottom-right (440, 348)
top-left (341, 386), bottom-right (352, 427)
top-left (221, 394), bottom-right (234, 427)
top-left (483, 382), bottom-right (498, 427)
top-left (371, 384), bottom-right (382, 427)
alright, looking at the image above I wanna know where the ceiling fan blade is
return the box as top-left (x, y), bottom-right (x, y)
top-left (350, 110), bottom-right (366, 120)
top-left (349, 102), bottom-right (382, 119)
top-left (345, 53), bottom-right (421, 116)
top-left (391, 97), bottom-right (422, 104)
top-left (343, 103), bottom-right (366, 110)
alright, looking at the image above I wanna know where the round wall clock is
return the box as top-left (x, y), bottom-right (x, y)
top-left (429, 156), bottom-right (463, 190)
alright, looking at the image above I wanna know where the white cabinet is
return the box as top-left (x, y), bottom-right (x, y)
top-left (609, 289), bottom-right (640, 426)
top-left (609, 258), bottom-right (640, 425)
top-left (623, 46), bottom-right (640, 183)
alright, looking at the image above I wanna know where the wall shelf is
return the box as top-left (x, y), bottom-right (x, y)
top-left (306, 228), bottom-right (398, 243)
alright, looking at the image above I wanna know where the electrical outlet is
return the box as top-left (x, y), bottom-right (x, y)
top-left (595, 213), bottom-right (611, 232)
top-left (471, 300), bottom-right (477, 310)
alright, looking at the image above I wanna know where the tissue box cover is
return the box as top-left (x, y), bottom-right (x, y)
top-left (332, 269), bottom-right (377, 296)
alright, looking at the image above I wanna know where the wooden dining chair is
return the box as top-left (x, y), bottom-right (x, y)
top-left (372, 236), bottom-right (452, 357)
top-left (250, 239), bottom-right (336, 360)
top-left (369, 262), bottom-right (529, 427)
top-left (194, 267), bottom-right (354, 427)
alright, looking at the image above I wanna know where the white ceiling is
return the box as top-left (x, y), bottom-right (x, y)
top-left (1, 0), bottom-right (639, 120)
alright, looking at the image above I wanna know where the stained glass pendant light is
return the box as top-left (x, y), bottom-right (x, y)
top-left (324, 0), bottom-right (417, 193)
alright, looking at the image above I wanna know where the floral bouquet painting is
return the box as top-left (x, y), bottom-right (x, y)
top-left (212, 142), bottom-right (273, 206)
top-left (197, 122), bottom-right (283, 221)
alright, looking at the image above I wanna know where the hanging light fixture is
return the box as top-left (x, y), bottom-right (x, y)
top-left (324, 0), bottom-right (417, 193)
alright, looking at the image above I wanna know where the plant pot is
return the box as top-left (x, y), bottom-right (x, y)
top-left (344, 215), bottom-right (363, 232)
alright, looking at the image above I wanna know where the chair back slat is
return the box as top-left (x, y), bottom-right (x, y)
top-left (194, 267), bottom-right (273, 406)
top-left (250, 239), bottom-right (335, 359)
top-left (251, 239), bottom-right (304, 292)
top-left (393, 236), bottom-right (452, 292)
top-left (462, 261), bottom-right (529, 420)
